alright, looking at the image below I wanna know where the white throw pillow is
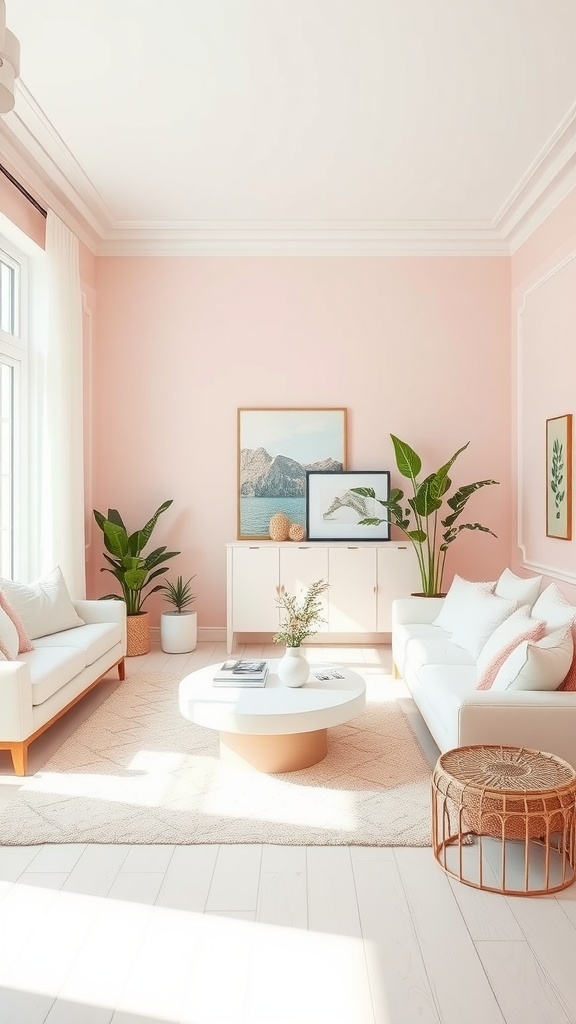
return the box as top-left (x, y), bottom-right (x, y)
top-left (476, 606), bottom-right (546, 689)
top-left (495, 568), bottom-right (542, 609)
top-left (0, 566), bottom-right (85, 640)
top-left (0, 604), bottom-right (19, 659)
top-left (531, 583), bottom-right (576, 634)
top-left (449, 589), bottom-right (518, 659)
top-left (433, 575), bottom-right (495, 632)
top-left (491, 626), bottom-right (574, 692)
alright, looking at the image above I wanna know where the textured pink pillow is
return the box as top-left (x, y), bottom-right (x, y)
top-left (0, 590), bottom-right (34, 653)
top-left (476, 620), bottom-right (546, 690)
top-left (0, 638), bottom-right (12, 660)
top-left (559, 624), bottom-right (576, 691)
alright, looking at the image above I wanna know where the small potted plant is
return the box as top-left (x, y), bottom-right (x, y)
top-left (159, 574), bottom-right (197, 653)
top-left (273, 579), bottom-right (329, 687)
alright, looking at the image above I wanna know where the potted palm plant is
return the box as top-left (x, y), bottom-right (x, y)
top-left (159, 574), bottom-right (197, 653)
top-left (93, 499), bottom-right (179, 656)
top-left (273, 579), bottom-right (329, 687)
top-left (352, 435), bottom-right (499, 596)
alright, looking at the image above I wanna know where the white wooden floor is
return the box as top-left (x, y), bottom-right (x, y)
top-left (1, 642), bottom-right (575, 1024)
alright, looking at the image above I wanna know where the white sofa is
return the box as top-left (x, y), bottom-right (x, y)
top-left (0, 599), bottom-right (126, 775)
top-left (392, 580), bottom-right (576, 769)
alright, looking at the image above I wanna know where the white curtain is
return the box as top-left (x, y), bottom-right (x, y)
top-left (40, 212), bottom-right (86, 597)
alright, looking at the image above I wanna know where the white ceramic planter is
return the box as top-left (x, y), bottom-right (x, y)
top-left (160, 610), bottom-right (197, 653)
top-left (277, 646), bottom-right (310, 687)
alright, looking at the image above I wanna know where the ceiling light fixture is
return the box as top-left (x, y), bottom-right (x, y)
top-left (0, 1), bottom-right (20, 114)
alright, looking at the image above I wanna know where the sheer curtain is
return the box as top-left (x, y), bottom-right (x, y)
top-left (40, 212), bottom-right (86, 597)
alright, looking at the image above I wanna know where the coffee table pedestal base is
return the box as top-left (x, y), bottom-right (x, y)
top-left (219, 728), bottom-right (328, 773)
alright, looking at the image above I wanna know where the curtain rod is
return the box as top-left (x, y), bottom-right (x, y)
top-left (0, 162), bottom-right (47, 218)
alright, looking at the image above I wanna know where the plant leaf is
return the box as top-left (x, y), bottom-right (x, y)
top-left (443, 479), bottom-right (499, 527)
top-left (390, 435), bottom-right (421, 479)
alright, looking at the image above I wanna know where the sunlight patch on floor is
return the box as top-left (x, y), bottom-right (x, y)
top-left (0, 883), bottom-right (370, 1023)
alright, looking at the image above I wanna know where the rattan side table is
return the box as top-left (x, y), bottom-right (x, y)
top-left (432, 745), bottom-right (576, 896)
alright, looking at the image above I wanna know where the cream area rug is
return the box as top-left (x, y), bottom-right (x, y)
top-left (0, 670), bottom-right (432, 846)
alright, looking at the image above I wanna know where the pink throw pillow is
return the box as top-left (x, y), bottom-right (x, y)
top-left (559, 623), bottom-right (576, 691)
top-left (476, 620), bottom-right (546, 690)
top-left (0, 590), bottom-right (34, 654)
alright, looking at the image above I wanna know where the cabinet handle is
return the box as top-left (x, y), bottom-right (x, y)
top-left (347, 546), bottom-right (359, 550)
top-left (249, 546), bottom-right (260, 550)
top-left (297, 546), bottom-right (310, 550)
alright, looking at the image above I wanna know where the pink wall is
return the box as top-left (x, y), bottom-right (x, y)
top-left (91, 255), bottom-right (511, 626)
top-left (511, 190), bottom-right (576, 600)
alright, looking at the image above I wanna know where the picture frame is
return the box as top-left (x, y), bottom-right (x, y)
top-left (546, 414), bottom-right (572, 540)
top-left (306, 470), bottom-right (391, 541)
top-left (238, 408), bottom-right (347, 539)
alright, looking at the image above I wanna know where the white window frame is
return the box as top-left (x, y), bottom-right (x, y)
top-left (0, 236), bottom-right (29, 581)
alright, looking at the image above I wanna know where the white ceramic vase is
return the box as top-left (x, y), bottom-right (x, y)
top-left (160, 610), bottom-right (197, 654)
top-left (277, 647), bottom-right (309, 688)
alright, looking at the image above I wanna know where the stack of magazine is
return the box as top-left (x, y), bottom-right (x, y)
top-left (212, 659), bottom-right (269, 687)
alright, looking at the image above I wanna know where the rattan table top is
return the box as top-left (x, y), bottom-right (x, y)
top-left (438, 744), bottom-right (576, 797)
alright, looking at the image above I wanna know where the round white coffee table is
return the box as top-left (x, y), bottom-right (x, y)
top-left (178, 660), bottom-right (366, 773)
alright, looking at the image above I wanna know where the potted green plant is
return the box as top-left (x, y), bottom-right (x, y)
top-left (351, 435), bottom-right (499, 596)
top-left (93, 499), bottom-right (179, 656)
top-left (159, 574), bottom-right (197, 653)
top-left (273, 579), bottom-right (329, 686)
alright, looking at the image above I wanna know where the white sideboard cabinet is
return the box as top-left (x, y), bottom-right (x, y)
top-left (226, 541), bottom-right (420, 653)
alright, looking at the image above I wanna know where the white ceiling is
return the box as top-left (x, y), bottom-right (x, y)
top-left (2, 0), bottom-right (576, 253)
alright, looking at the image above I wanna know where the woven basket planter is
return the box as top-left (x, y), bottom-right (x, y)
top-left (126, 612), bottom-right (151, 656)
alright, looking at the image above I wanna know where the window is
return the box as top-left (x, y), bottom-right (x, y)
top-left (0, 240), bottom-right (27, 580)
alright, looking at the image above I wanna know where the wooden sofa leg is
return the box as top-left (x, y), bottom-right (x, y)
top-left (392, 662), bottom-right (399, 679)
top-left (118, 658), bottom-right (126, 681)
top-left (11, 742), bottom-right (28, 776)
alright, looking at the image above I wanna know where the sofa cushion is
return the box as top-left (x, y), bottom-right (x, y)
top-left (405, 663), bottom-right (478, 753)
top-left (433, 575), bottom-right (495, 632)
top-left (0, 566), bottom-right (85, 640)
top-left (393, 622), bottom-right (450, 672)
top-left (476, 606), bottom-right (546, 690)
top-left (531, 583), bottom-right (576, 634)
top-left (404, 635), bottom-right (476, 673)
top-left (33, 622), bottom-right (122, 667)
top-left (449, 590), bottom-right (518, 659)
top-left (19, 647), bottom-right (88, 705)
top-left (491, 626), bottom-right (574, 692)
top-left (495, 568), bottom-right (543, 609)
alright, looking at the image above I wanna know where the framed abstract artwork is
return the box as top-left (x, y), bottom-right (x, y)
top-left (306, 470), bottom-right (391, 541)
top-left (546, 414), bottom-right (572, 540)
top-left (237, 408), bottom-right (347, 539)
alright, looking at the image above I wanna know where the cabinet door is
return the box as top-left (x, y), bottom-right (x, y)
top-left (376, 545), bottom-right (420, 630)
top-left (328, 546), bottom-right (377, 632)
top-left (231, 546), bottom-right (280, 631)
top-left (279, 545), bottom-right (330, 634)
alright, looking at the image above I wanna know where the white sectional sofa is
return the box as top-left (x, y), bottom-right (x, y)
top-left (392, 571), bottom-right (576, 769)
top-left (0, 573), bottom-right (126, 775)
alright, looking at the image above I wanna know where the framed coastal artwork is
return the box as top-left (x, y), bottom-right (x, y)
top-left (237, 408), bottom-right (347, 539)
top-left (546, 414), bottom-right (572, 540)
top-left (306, 470), bottom-right (391, 541)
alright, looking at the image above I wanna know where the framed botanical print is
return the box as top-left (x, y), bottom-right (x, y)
top-left (546, 414), bottom-right (572, 540)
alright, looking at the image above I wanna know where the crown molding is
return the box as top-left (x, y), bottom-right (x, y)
top-left (3, 81), bottom-right (576, 255)
top-left (495, 101), bottom-right (576, 253)
top-left (0, 81), bottom-right (114, 250)
top-left (95, 221), bottom-right (509, 256)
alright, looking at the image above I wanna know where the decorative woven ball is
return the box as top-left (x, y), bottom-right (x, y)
top-left (269, 512), bottom-right (290, 541)
top-left (288, 523), bottom-right (306, 542)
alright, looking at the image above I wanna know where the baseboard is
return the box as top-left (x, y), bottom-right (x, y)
top-left (149, 627), bottom-right (390, 646)
top-left (150, 625), bottom-right (226, 644)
